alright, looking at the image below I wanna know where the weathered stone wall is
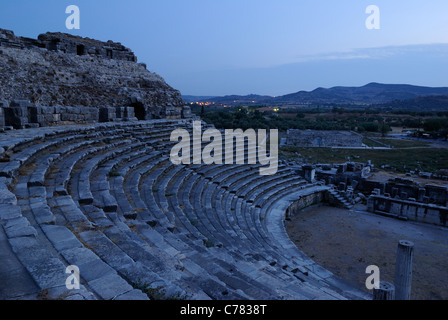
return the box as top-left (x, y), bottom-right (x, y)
top-left (0, 100), bottom-right (140, 129)
top-left (285, 191), bottom-right (326, 219)
top-left (0, 28), bottom-right (188, 121)
top-left (38, 32), bottom-right (137, 62)
top-left (367, 195), bottom-right (448, 227)
top-left (286, 130), bottom-right (363, 148)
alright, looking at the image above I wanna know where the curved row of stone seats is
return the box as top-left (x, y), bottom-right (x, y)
top-left (0, 120), bottom-right (184, 179)
top-left (0, 120), bottom-right (193, 300)
top-left (218, 177), bottom-right (366, 299)
top-left (123, 193), bottom-right (262, 297)
top-left (45, 121), bottom-right (212, 299)
top-left (31, 121), bottom-right (189, 298)
top-left (82, 129), bottom-right (248, 297)
top-left (117, 152), bottom-right (296, 299)
top-left (0, 119), bottom-right (370, 300)
top-left (186, 162), bottom-right (290, 258)
top-left (139, 131), bottom-right (364, 298)
top-left (141, 140), bottom-right (371, 300)
top-left (158, 162), bottom-right (360, 300)
top-left (138, 154), bottom-right (328, 298)
top-left (4, 181), bottom-right (140, 298)
top-left (115, 125), bottom-right (369, 299)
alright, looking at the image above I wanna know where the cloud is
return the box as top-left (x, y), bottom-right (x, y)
top-left (291, 43), bottom-right (448, 64)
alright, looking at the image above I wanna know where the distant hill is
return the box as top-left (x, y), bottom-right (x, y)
top-left (184, 83), bottom-right (448, 107)
top-left (275, 83), bottom-right (448, 105)
top-left (373, 95), bottom-right (448, 111)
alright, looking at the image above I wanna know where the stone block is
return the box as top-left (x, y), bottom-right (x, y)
top-left (115, 107), bottom-right (125, 119)
top-left (125, 107), bottom-right (135, 119)
top-left (99, 107), bottom-right (116, 123)
top-left (418, 188), bottom-right (426, 202)
top-left (41, 224), bottom-right (83, 251)
top-left (0, 204), bottom-right (22, 220)
top-left (0, 106), bottom-right (5, 128)
top-left (10, 100), bottom-right (32, 108)
top-left (88, 273), bottom-right (134, 300)
top-left (114, 289), bottom-right (149, 300)
top-left (4, 106), bottom-right (28, 129)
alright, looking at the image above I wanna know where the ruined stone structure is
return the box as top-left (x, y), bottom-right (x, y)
top-left (286, 129), bottom-right (363, 148)
top-left (0, 28), bottom-right (191, 127)
top-left (0, 28), bottom-right (373, 301)
top-left (367, 189), bottom-right (448, 227)
top-left (299, 160), bottom-right (448, 226)
top-left (0, 28), bottom-right (371, 299)
top-left (0, 119), bottom-right (370, 300)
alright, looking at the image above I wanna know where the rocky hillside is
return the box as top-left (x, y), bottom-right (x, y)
top-left (0, 28), bottom-right (186, 119)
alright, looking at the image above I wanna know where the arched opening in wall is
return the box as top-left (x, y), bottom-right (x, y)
top-left (77, 44), bottom-right (85, 56)
top-left (131, 102), bottom-right (146, 120)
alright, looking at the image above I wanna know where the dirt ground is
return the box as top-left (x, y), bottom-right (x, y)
top-left (285, 204), bottom-right (448, 300)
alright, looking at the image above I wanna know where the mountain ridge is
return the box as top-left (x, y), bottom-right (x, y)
top-left (183, 82), bottom-right (448, 107)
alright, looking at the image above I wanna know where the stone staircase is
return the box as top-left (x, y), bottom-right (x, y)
top-left (327, 188), bottom-right (354, 210)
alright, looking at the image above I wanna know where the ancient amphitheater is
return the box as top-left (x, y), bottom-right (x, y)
top-left (0, 29), bottom-right (370, 300)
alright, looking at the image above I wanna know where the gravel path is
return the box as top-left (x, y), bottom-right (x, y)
top-left (285, 204), bottom-right (448, 300)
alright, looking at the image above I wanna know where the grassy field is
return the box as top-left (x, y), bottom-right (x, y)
top-left (378, 138), bottom-right (430, 148)
top-left (363, 137), bottom-right (431, 148)
top-left (281, 145), bottom-right (448, 173)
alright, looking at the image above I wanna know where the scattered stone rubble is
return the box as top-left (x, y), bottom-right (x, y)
top-left (282, 158), bottom-right (448, 226)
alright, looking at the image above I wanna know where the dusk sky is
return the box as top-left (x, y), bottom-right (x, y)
top-left (1, 0), bottom-right (448, 96)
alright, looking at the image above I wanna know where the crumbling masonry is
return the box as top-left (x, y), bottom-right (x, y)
top-left (0, 28), bottom-right (192, 129)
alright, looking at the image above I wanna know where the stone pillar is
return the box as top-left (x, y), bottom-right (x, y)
top-left (418, 188), bottom-right (426, 202)
top-left (394, 240), bottom-right (414, 300)
top-left (124, 107), bottom-right (136, 121)
top-left (367, 196), bottom-right (376, 212)
top-left (99, 107), bottom-right (116, 122)
top-left (303, 165), bottom-right (315, 183)
top-left (182, 105), bottom-right (193, 119)
top-left (391, 187), bottom-right (399, 198)
top-left (115, 106), bottom-right (125, 120)
top-left (373, 282), bottom-right (395, 300)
